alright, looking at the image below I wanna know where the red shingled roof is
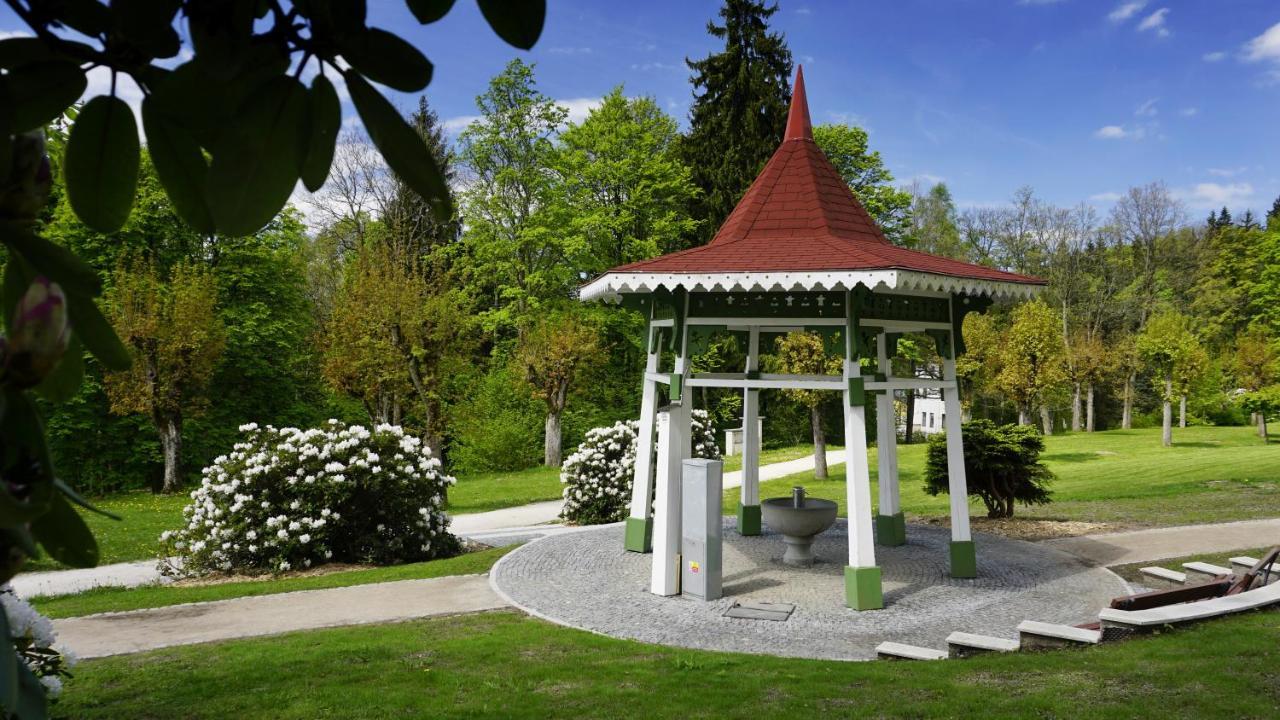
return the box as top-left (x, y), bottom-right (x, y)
top-left (607, 67), bottom-right (1043, 287)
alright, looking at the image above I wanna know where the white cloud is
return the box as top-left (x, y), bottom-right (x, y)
top-left (1179, 107), bottom-right (1198, 117)
top-left (630, 61), bottom-right (681, 72)
top-left (795, 6), bottom-right (812, 15)
top-left (1174, 182), bottom-right (1254, 210)
top-left (559, 97), bottom-right (605, 125)
top-left (547, 46), bottom-right (592, 55)
top-left (442, 115), bottom-right (482, 133)
top-left (1094, 124), bottom-right (1144, 140)
top-left (1108, 1), bottom-right (1146, 23)
top-left (826, 111), bottom-right (869, 128)
top-left (1242, 21), bottom-right (1280, 63)
top-left (1207, 166), bottom-right (1248, 178)
top-left (911, 173), bottom-right (947, 186)
top-left (1137, 8), bottom-right (1170, 37)
top-left (0, 29), bottom-right (33, 40)
top-left (1202, 51), bottom-right (1226, 62)
top-left (1134, 98), bottom-right (1159, 117)
top-left (1090, 192), bottom-right (1123, 202)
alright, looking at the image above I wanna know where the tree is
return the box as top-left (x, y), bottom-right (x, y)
top-left (1110, 182), bottom-right (1184, 325)
top-left (1240, 386), bottom-right (1280, 442)
top-left (458, 59), bottom-right (572, 335)
top-left (1064, 329), bottom-right (1110, 432)
top-left (1137, 310), bottom-right (1198, 447)
top-left (682, 0), bottom-right (793, 244)
top-left (773, 332), bottom-right (842, 479)
top-left (997, 300), bottom-right (1066, 429)
top-left (954, 312), bottom-right (1003, 420)
top-left (517, 312), bottom-right (604, 467)
top-left (104, 255), bottom-right (225, 492)
top-left (1268, 195), bottom-right (1280, 228)
top-left (923, 420), bottom-right (1054, 519)
top-left (907, 182), bottom-right (964, 257)
top-left (1234, 328), bottom-right (1278, 438)
top-left (812, 124), bottom-right (913, 244)
top-left (559, 88), bottom-right (700, 270)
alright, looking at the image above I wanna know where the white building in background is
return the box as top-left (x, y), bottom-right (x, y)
top-left (907, 394), bottom-right (947, 435)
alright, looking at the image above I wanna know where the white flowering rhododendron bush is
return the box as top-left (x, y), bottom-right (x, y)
top-left (3, 585), bottom-right (76, 703)
top-left (561, 409), bottom-right (720, 525)
top-left (162, 421), bottom-right (459, 575)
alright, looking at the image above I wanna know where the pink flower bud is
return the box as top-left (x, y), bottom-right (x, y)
top-left (5, 277), bottom-right (70, 387)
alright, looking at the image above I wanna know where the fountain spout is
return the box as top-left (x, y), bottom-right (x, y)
top-left (791, 486), bottom-right (806, 508)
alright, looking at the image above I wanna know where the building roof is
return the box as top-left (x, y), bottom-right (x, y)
top-left (580, 67), bottom-right (1045, 302)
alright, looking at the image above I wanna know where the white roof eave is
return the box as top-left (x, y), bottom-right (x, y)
top-left (578, 269), bottom-right (1044, 303)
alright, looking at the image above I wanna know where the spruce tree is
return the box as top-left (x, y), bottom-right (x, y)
top-left (1219, 205), bottom-right (1233, 227)
top-left (1240, 209), bottom-right (1260, 230)
top-left (1269, 194), bottom-right (1280, 226)
top-left (681, 0), bottom-right (793, 246)
top-left (384, 96), bottom-right (460, 271)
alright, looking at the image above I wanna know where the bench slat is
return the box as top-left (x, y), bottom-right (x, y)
top-left (1099, 580), bottom-right (1280, 628)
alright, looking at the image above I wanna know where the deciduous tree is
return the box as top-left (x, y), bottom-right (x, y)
top-left (1137, 310), bottom-right (1199, 446)
top-left (812, 124), bottom-right (912, 245)
top-left (773, 331), bottom-right (842, 478)
top-left (517, 312), bottom-right (604, 467)
top-left (997, 299), bottom-right (1066, 428)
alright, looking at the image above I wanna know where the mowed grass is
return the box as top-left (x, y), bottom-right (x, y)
top-left (737, 425), bottom-right (1280, 530)
top-left (62, 609), bottom-right (1280, 719)
top-left (446, 465), bottom-right (562, 514)
top-left (22, 491), bottom-right (189, 572)
top-left (32, 546), bottom-right (513, 619)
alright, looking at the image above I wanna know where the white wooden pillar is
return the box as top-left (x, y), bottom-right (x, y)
top-left (943, 351), bottom-right (976, 578)
top-left (625, 331), bottom-right (660, 553)
top-left (842, 314), bottom-right (882, 610)
top-left (737, 326), bottom-right (762, 535)
top-left (650, 408), bottom-right (686, 595)
top-left (874, 333), bottom-right (904, 546)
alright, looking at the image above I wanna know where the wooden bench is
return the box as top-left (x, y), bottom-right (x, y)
top-left (1140, 566), bottom-right (1186, 584)
top-left (945, 632), bottom-right (1019, 658)
top-left (1098, 580), bottom-right (1280, 640)
top-left (875, 641), bottom-right (948, 661)
top-left (1016, 620), bottom-right (1101, 650)
top-left (1182, 561), bottom-right (1232, 578)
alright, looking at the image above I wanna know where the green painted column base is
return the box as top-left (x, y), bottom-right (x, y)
top-left (950, 540), bottom-right (977, 578)
top-left (737, 503), bottom-right (761, 536)
top-left (624, 516), bottom-right (652, 553)
top-left (844, 565), bottom-right (884, 610)
top-left (875, 512), bottom-right (906, 546)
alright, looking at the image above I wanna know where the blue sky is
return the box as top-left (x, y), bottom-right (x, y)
top-left (4, 1), bottom-right (1280, 219)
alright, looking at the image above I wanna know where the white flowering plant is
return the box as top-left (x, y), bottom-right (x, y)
top-left (2, 584), bottom-right (76, 703)
top-left (560, 409), bottom-right (720, 525)
top-left (161, 421), bottom-right (459, 575)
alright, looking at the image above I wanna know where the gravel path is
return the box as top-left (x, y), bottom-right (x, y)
top-left (1042, 518), bottom-right (1280, 566)
top-left (491, 519), bottom-right (1129, 661)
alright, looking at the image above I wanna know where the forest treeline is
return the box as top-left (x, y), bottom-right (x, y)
top-left (30, 0), bottom-right (1280, 494)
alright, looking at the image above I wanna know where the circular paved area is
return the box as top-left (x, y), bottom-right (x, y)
top-left (491, 519), bottom-right (1129, 660)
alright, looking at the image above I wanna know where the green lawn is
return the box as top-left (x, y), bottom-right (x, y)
top-left (32, 546), bottom-right (513, 619)
top-left (22, 491), bottom-right (189, 572)
top-left (446, 465), bottom-right (563, 514)
top-left (1109, 546), bottom-right (1277, 586)
top-left (738, 425), bottom-right (1280, 532)
top-left (720, 443), bottom-right (837, 473)
top-left (61, 608), bottom-right (1280, 719)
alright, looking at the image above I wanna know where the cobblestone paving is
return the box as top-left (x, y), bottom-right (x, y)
top-left (492, 519), bottom-right (1129, 660)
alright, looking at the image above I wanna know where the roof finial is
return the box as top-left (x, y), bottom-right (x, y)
top-left (784, 65), bottom-right (812, 141)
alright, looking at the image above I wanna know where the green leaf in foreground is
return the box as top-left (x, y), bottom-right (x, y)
top-left (64, 95), bottom-right (141, 233)
top-left (477, 0), bottom-right (546, 50)
top-left (3, 60), bottom-right (87, 132)
top-left (65, 292), bottom-right (131, 371)
top-left (345, 70), bottom-right (451, 221)
top-left (31, 490), bottom-right (99, 568)
top-left (1, 221), bottom-right (102, 298)
top-left (142, 96), bottom-right (215, 234)
top-left (206, 76), bottom-right (307, 237)
top-left (407, 0), bottom-right (457, 24)
top-left (300, 74), bottom-right (341, 192)
top-left (340, 27), bottom-right (434, 92)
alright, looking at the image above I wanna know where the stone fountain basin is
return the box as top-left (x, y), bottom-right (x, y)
top-left (761, 496), bottom-right (838, 537)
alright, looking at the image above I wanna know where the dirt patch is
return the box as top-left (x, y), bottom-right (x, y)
top-left (917, 515), bottom-right (1114, 541)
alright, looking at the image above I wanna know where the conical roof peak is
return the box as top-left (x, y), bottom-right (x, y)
top-left (784, 65), bottom-right (813, 141)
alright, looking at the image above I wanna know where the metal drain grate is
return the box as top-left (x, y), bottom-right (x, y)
top-left (723, 601), bottom-right (795, 621)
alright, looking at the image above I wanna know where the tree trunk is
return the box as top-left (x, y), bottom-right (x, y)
top-left (1122, 372), bottom-right (1134, 430)
top-left (1178, 395), bottom-right (1187, 428)
top-left (1162, 377), bottom-right (1173, 447)
top-left (544, 410), bottom-right (563, 467)
top-left (159, 413), bottom-right (183, 493)
top-left (1086, 382), bottom-right (1096, 432)
top-left (1039, 404), bottom-right (1053, 435)
top-left (1071, 383), bottom-right (1082, 432)
top-left (811, 405), bottom-right (828, 480)
top-left (1259, 412), bottom-right (1269, 441)
top-left (903, 390), bottom-right (915, 444)
top-left (1017, 405), bottom-right (1029, 426)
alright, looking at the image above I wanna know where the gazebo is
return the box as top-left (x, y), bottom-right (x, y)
top-left (579, 67), bottom-right (1044, 610)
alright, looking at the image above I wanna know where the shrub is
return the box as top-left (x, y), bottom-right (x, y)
top-left (162, 421), bottom-right (459, 575)
top-left (922, 419), bottom-right (1054, 518)
top-left (561, 409), bottom-right (720, 525)
top-left (2, 584), bottom-right (76, 702)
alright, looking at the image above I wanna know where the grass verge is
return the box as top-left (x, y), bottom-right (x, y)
top-left (33, 546), bottom-right (513, 619)
top-left (61, 608), bottom-right (1280, 719)
top-left (1108, 545), bottom-right (1278, 586)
